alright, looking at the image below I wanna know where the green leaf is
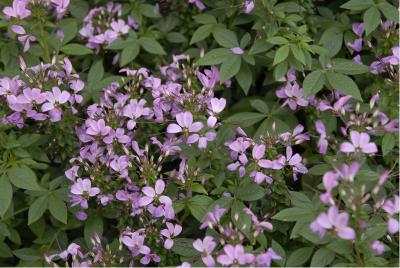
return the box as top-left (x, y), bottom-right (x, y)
top-left (382, 133), bottom-right (395, 156)
top-left (187, 195), bottom-right (214, 222)
top-left (166, 32), bottom-right (187, 43)
top-left (326, 239), bottom-right (352, 255)
top-left (231, 200), bottom-right (251, 235)
top-left (48, 194), bottom-right (67, 224)
top-left (272, 207), bottom-right (314, 222)
top-left (303, 70), bottom-right (325, 98)
top-left (310, 247), bottom-right (335, 267)
top-left (289, 191), bottom-right (314, 210)
top-left (363, 6), bottom-right (381, 35)
top-left (224, 112), bottom-right (266, 127)
top-left (249, 39), bottom-right (272, 55)
top-left (28, 195), bottom-right (48, 225)
top-left (59, 18), bottom-right (78, 44)
top-left (332, 58), bottom-right (370, 74)
top-left (250, 99), bottom-right (269, 114)
top-left (12, 248), bottom-right (41, 261)
top-left (290, 44), bottom-right (306, 64)
top-left (60, 44), bottom-right (93, 55)
top-left (190, 24), bottom-right (214, 44)
top-left (0, 242), bottom-right (13, 258)
top-left (236, 62), bottom-right (252, 95)
top-left (212, 28), bottom-right (238, 48)
top-left (319, 27), bottom-right (343, 57)
top-left (190, 183), bottom-right (208, 195)
top-left (138, 37), bottom-right (166, 55)
top-left (286, 247), bottom-right (314, 267)
top-left (326, 72), bottom-right (362, 101)
top-left (340, 0), bottom-right (374, 10)
top-left (88, 60), bottom-right (104, 83)
top-left (196, 48), bottom-right (231, 65)
top-left (236, 183), bottom-right (265, 201)
top-left (267, 36), bottom-right (288, 45)
top-left (0, 175), bottom-right (12, 218)
top-left (120, 42), bottom-right (140, 66)
top-left (84, 214), bottom-right (103, 246)
top-left (193, 14), bottom-right (217, 24)
top-left (172, 238), bottom-right (200, 257)
top-left (107, 38), bottom-right (136, 50)
top-left (377, 2), bottom-right (399, 21)
top-left (8, 165), bottom-right (40, 190)
top-left (219, 55), bottom-right (241, 82)
top-left (139, 4), bottom-right (161, 18)
top-left (273, 45), bottom-right (290, 65)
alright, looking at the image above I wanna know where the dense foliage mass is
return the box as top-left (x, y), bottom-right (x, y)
top-left (0, 0), bottom-right (398, 267)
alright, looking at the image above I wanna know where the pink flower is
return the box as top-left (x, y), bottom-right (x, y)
top-left (41, 87), bottom-right (70, 111)
top-left (217, 244), bottom-right (255, 266)
top-left (276, 82), bottom-right (308, 110)
top-left (11, 25), bottom-right (36, 52)
top-left (256, 248), bottom-right (282, 267)
top-left (197, 66), bottom-right (220, 90)
top-left (167, 111), bottom-right (203, 134)
top-left (340, 131), bottom-right (378, 154)
top-left (86, 119), bottom-right (112, 137)
top-left (160, 223), bottom-right (182, 249)
top-left (188, 0), bottom-right (205, 11)
top-left (122, 231), bottom-right (150, 255)
top-left (3, 0), bottom-right (31, 19)
top-left (200, 205), bottom-right (226, 229)
top-left (310, 206), bottom-right (355, 240)
top-left (193, 236), bottom-right (216, 267)
top-left (319, 172), bottom-right (339, 204)
top-left (244, 1), bottom-right (255, 14)
top-left (315, 120), bottom-right (328, 154)
top-left (71, 178), bottom-right (100, 197)
top-left (207, 97), bottom-right (226, 127)
top-left (110, 19), bottom-right (130, 34)
top-left (139, 179), bottom-right (172, 206)
top-left (369, 240), bottom-right (385, 255)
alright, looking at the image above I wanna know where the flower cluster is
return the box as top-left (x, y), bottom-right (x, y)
top-left (189, 206), bottom-right (281, 267)
top-left (80, 2), bottom-right (136, 52)
top-left (3, 0), bottom-right (70, 51)
top-left (226, 125), bottom-right (309, 183)
top-left (0, 57), bottom-right (83, 127)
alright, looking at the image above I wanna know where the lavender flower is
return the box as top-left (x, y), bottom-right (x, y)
top-left (340, 131), bottom-right (378, 154)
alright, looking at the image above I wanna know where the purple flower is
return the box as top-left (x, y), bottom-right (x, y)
top-left (249, 144), bottom-right (273, 184)
top-left (382, 46), bottom-right (400, 66)
top-left (340, 131), bottom-right (378, 154)
top-left (41, 87), bottom-right (70, 121)
top-left (244, 1), bottom-right (255, 14)
top-left (122, 231), bottom-right (150, 256)
top-left (310, 206), bottom-right (355, 240)
top-left (86, 119), bottom-right (112, 137)
top-left (276, 82), bottom-right (308, 110)
top-left (187, 131), bottom-right (216, 149)
top-left (110, 19), bottom-right (130, 34)
top-left (352, 23), bottom-right (365, 37)
top-left (17, 88), bottom-right (46, 105)
top-left (279, 124), bottom-right (310, 144)
top-left (315, 120), bottom-right (328, 154)
top-left (3, 0), bottom-right (31, 19)
top-left (217, 244), bottom-right (255, 266)
top-left (200, 205), bottom-right (226, 229)
top-left (51, 0), bottom-right (70, 17)
top-left (193, 236), bottom-right (216, 267)
top-left (11, 25), bottom-right (36, 52)
top-left (369, 240), bottom-right (385, 255)
top-left (103, 128), bottom-right (131, 144)
top-left (123, 99), bottom-right (151, 130)
top-left (71, 178), bottom-right (100, 197)
top-left (139, 179), bottom-right (172, 206)
top-left (167, 111), bottom-right (203, 134)
top-left (188, 0), bottom-right (205, 11)
top-left (335, 162), bottom-right (360, 181)
top-left (382, 195), bottom-right (399, 234)
top-left (207, 97), bottom-right (226, 127)
top-left (347, 38), bottom-right (362, 52)
top-left (110, 156), bottom-right (129, 177)
top-left (319, 172), bottom-right (339, 204)
top-left (256, 248), bottom-right (282, 267)
top-left (244, 208), bottom-right (273, 235)
top-left (160, 223), bottom-right (182, 249)
top-left (230, 47), bottom-right (244, 55)
top-left (196, 66), bottom-right (220, 90)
